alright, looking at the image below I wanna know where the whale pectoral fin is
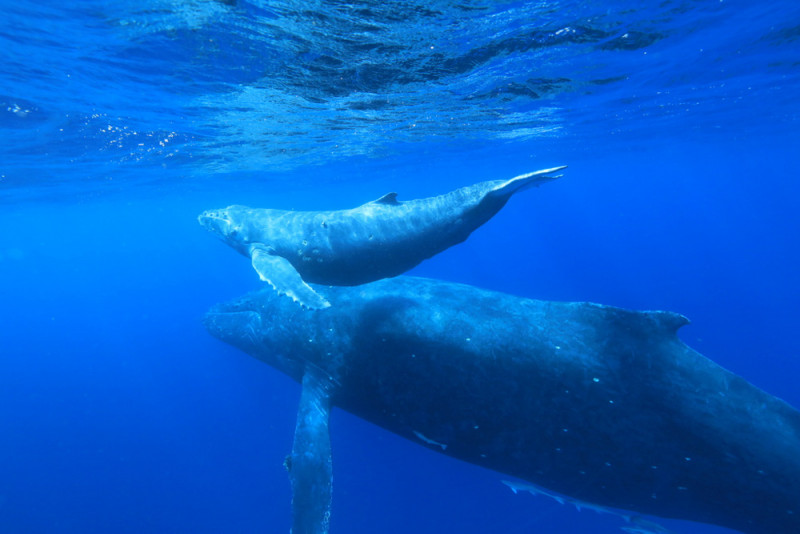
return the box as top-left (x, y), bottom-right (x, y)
top-left (289, 370), bottom-right (333, 534)
top-left (249, 245), bottom-right (331, 310)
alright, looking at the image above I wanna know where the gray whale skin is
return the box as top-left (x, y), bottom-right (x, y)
top-left (205, 277), bottom-right (800, 534)
top-left (198, 166), bottom-right (564, 309)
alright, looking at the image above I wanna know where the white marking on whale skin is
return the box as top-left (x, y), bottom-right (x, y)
top-left (412, 430), bottom-right (448, 450)
top-left (621, 517), bottom-right (675, 534)
top-left (502, 480), bottom-right (674, 533)
top-left (621, 524), bottom-right (673, 534)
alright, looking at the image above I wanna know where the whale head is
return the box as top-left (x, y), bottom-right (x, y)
top-left (204, 287), bottom-right (312, 381)
top-left (198, 206), bottom-right (252, 254)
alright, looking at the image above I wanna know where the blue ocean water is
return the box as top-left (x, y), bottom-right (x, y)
top-left (1, 1), bottom-right (799, 533)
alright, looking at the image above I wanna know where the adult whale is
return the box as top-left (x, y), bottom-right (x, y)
top-left (204, 277), bottom-right (800, 534)
top-left (198, 166), bottom-right (565, 309)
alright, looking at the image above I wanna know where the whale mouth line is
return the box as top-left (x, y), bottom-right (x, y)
top-left (204, 308), bottom-right (264, 346)
top-left (207, 297), bottom-right (260, 316)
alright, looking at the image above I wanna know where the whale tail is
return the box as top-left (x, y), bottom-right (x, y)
top-left (489, 165), bottom-right (567, 198)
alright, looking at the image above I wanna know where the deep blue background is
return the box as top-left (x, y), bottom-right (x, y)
top-left (1, 1), bottom-right (799, 533)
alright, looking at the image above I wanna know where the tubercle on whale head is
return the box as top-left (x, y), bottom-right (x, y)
top-left (198, 206), bottom-right (251, 253)
top-left (198, 208), bottom-right (234, 237)
top-left (204, 294), bottom-right (306, 381)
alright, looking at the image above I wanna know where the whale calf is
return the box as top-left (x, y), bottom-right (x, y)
top-left (198, 166), bottom-right (565, 309)
top-left (205, 277), bottom-right (800, 534)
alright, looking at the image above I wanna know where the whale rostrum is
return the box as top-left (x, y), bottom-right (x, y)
top-left (205, 276), bottom-right (800, 534)
top-left (198, 166), bottom-right (565, 309)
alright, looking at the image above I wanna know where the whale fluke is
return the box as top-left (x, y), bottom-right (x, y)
top-left (488, 165), bottom-right (567, 198)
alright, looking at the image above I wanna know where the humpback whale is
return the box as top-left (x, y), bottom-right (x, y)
top-left (205, 277), bottom-right (800, 534)
top-left (198, 166), bottom-right (565, 309)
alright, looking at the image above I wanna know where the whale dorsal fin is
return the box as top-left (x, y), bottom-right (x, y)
top-left (649, 310), bottom-right (691, 335)
top-left (373, 192), bottom-right (400, 205)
